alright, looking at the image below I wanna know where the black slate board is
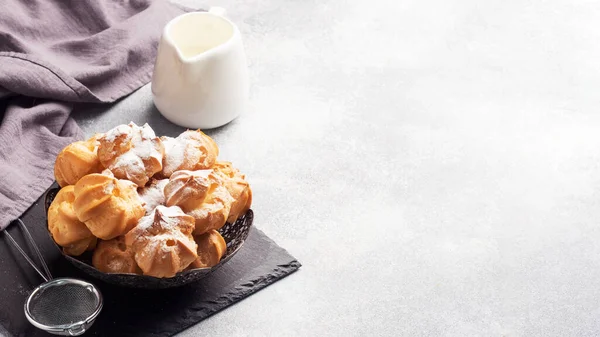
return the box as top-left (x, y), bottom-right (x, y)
top-left (0, 191), bottom-right (301, 337)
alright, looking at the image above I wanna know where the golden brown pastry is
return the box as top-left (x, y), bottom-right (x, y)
top-left (160, 130), bottom-right (218, 178)
top-left (97, 122), bottom-right (164, 186)
top-left (187, 182), bottom-right (233, 235)
top-left (54, 135), bottom-right (103, 187)
top-left (163, 168), bottom-right (233, 234)
top-left (73, 170), bottom-right (145, 240)
top-left (137, 178), bottom-right (169, 214)
top-left (92, 236), bottom-right (140, 274)
top-left (125, 205), bottom-right (198, 278)
top-left (163, 170), bottom-right (212, 212)
top-left (213, 161), bottom-right (252, 222)
top-left (63, 236), bottom-right (98, 257)
top-left (189, 230), bottom-right (227, 269)
top-left (47, 186), bottom-right (96, 256)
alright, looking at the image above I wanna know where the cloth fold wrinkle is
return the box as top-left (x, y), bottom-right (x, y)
top-left (0, 0), bottom-right (194, 230)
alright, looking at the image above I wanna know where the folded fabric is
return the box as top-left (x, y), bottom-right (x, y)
top-left (0, 0), bottom-right (192, 230)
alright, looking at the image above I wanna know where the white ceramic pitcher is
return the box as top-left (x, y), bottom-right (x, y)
top-left (151, 7), bottom-right (249, 129)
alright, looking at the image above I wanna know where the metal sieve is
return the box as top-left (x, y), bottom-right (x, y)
top-left (3, 219), bottom-right (103, 336)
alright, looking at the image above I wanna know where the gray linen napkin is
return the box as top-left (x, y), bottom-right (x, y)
top-left (0, 0), bottom-right (192, 230)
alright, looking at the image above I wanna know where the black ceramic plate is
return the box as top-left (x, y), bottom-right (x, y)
top-left (44, 187), bottom-right (253, 289)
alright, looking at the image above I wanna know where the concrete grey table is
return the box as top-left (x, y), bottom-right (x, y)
top-left (73, 0), bottom-right (600, 335)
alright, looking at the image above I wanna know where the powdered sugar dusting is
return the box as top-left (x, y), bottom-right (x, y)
top-left (133, 124), bottom-right (160, 160)
top-left (113, 151), bottom-right (144, 174)
top-left (105, 123), bottom-right (163, 179)
top-left (136, 212), bottom-right (155, 231)
top-left (138, 179), bottom-right (169, 214)
top-left (156, 205), bottom-right (185, 217)
top-left (103, 124), bottom-right (132, 143)
top-left (137, 205), bottom-right (186, 232)
top-left (140, 123), bottom-right (156, 139)
top-left (150, 233), bottom-right (185, 253)
top-left (162, 136), bottom-right (186, 175)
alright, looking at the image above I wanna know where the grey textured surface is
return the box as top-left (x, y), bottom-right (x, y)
top-left (72, 0), bottom-right (600, 336)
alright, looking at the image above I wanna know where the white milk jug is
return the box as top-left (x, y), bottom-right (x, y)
top-left (151, 7), bottom-right (249, 129)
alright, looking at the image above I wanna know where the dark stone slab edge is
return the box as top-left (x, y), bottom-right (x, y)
top-left (172, 260), bottom-right (302, 337)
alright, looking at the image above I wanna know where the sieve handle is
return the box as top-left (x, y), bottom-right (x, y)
top-left (68, 323), bottom-right (86, 336)
top-left (16, 219), bottom-right (53, 280)
top-left (3, 219), bottom-right (53, 282)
